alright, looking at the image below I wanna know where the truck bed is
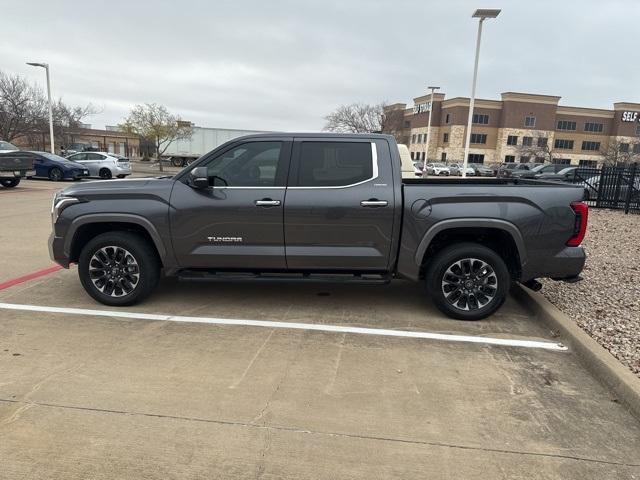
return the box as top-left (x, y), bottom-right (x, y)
top-left (402, 177), bottom-right (582, 188)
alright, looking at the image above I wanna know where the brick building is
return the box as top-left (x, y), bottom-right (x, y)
top-left (383, 92), bottom-right (640, 166)
top-left (13, 126), bottom-right (140, 158)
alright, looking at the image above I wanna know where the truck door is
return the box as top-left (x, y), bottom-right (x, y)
top-left (284, 138), bottom-right (395, 271)
top-left (169, 139), bottom-right (291, 269)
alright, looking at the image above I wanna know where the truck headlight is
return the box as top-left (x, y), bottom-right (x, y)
top-left (51, 193), bottom-right (80, 224)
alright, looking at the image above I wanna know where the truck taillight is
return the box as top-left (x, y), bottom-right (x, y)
top-left (566, 201), bottom-right (588, 247)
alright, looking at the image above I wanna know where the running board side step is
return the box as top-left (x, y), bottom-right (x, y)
top-left (178, 270), bottom-right (392, 284)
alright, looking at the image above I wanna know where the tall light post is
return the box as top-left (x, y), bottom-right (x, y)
top-left (27, 62), bottom-right (55, 154)
top-left (461, 8), bottom-right (500, 178)
top-left (422, 85), bottom-right (440, 174)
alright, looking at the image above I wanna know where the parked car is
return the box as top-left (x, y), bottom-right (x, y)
top-left (27, 151), bottom-right (90, 181)
top-left (448, 163), bottom-right (475, 176)
top-left (487, 162), bottom-right (502, 176)
top-left (535, 166), bottom-right (577, 182)
top-left (50, 133), bottom-right (587, 321)
top-left (61, 143), bottom-right (98, 156)
top-left (413, 162), bottom-right (424, 177)
top-left (471, 164), bottom-right (494, 177)
top-left (579, 174), bottom-right (640, 202)
top-left (498, 162), bottom-right (542, 178)
top-left (512, 163), bottom-right (562, 179)
top-left (65, 151), bottom-right (131, 179)
top-left (426, 162), bottom-right (450, 176)
top-left (0, 141), bottom-right (19, 153)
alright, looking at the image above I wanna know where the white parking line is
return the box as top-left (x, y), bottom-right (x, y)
top-left (0, 302), bottom-right (568, 351)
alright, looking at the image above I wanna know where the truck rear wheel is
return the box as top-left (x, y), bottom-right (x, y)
top-left (171, 157), bottom-right (185, 167)
top-left (78, 232), bottom-right (160, 306)
top-left (426, 242), bottom-right (510, 320)
top-left (0, 178), bottom-right (20, 188)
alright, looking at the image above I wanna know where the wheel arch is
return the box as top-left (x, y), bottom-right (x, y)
top-left (415, 219), bottom-right (526, 281)
top-left (66, 214), bottom-right (166, 266)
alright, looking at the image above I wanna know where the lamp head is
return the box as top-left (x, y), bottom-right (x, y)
top-left (472, 9), bottom-right (501, 19)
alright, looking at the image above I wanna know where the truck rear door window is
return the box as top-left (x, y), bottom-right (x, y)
top-left (297, 142), bottom-right (374, 187)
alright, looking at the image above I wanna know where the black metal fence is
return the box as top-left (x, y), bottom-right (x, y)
top-left (566, 163), bottom-right (639, 214)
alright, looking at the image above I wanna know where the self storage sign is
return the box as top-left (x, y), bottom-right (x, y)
top-left (621, 111), bottom-right (639, 122)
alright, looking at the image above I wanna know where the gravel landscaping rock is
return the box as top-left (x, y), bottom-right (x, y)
top-left (541, 209), bottom-right (640, 377)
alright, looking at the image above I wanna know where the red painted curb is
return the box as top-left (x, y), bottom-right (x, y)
top-left (0, 265), bottom-right (64, 291)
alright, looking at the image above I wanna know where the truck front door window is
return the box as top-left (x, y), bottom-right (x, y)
top-left (204, 142), bottom-right (282, 187)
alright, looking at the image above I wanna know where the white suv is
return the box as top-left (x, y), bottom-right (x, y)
top-left (65, 152), bottom-right (131, 179)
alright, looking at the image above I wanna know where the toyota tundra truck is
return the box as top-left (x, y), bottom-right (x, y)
top-left (49, 133), bottom-right (587, 320)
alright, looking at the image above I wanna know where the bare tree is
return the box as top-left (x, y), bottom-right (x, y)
top-left (120, 103), bottom-right (193, 172)
top-left (323, 103), bottom-right (385, 133)
top-left (0, 70), bottom-right (98, 148)
top-left (600, 139), bottom-right (640, 166)
top-left (381, 106), bottom-right (408, 144)
top-left (517, 136), bottom-right (560, 163)
top-left (0, 71), bottom-right (46, 142)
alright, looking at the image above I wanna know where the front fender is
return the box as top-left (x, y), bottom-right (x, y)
top-left (64, 213), bottom-right (169, 264)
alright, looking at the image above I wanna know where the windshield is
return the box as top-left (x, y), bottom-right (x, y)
top-left (530, 164), bottom-right (548, 173)
top-left (432, 163), bottom-right (446, 167)
top-left (0, 141), bottom-right (17, 150)
top-left (32, 151), bottom-right (73, 162)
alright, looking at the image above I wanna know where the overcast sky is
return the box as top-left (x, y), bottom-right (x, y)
top-left (2, 0), bottom-right (639, 131)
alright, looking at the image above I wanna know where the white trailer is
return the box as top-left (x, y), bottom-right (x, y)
top-left (162, 126), bottom-right (269, 167)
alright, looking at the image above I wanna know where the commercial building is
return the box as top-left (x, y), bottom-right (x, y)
top-left (14, 125), bottom-right (140, 157)
top-left (383, 92), bottom-right (640, 166)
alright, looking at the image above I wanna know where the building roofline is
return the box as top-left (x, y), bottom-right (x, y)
top-left (613, 102), bottom-right (640, 110)
top-left (441, 97), bottom-right (503, 109)
top-left (556, 105), bottom-right (615, 118)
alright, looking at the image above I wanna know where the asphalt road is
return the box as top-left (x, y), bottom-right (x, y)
top-left (1, 177), bottom-right (639, 479)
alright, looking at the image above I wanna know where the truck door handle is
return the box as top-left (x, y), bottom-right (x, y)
top-left (255, 199), bottom-right (281, 207)
top-left (360, 199), bottom-right (388, 208)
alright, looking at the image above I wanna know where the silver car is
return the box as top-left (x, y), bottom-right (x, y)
top-left (65, 151), bottom-right (131, 179)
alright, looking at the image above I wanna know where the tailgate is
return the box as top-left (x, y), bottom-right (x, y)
top-left (0, 153), bottom-right (34, 170)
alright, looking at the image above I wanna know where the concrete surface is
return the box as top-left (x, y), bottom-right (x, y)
top-left (514, 284), bottom-right (640, 421)
top-left (0, 178), bottom-right (639, 479)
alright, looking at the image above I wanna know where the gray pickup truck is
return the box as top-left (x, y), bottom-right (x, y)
top-left (49, 133), bottom-right (587, 320)
top-left (0, 141), bottom-right (35, 188)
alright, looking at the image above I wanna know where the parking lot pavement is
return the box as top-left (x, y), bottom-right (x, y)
top-left (1, 179), bottom-right (640, 479)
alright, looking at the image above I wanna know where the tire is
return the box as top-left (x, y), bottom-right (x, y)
top-left (78, 232), bottom-right (160, 306)
top-left (171, 157), bottom-right (184, 167)
top-left (99, 168), bottom-right (112, 179)
top-left (49, 167), bottom-right (63, 181)
top-left (0, 178), bottom-right (20, 188)
top-left (425, 242), bottom-right (511, 321)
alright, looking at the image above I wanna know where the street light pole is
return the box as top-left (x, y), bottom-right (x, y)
top-left (422, 86), bottom-right (440, 174)
top-left (461, 9), bottom-right (500, 178)
top-left (27, 62), bottom-right (55, 154)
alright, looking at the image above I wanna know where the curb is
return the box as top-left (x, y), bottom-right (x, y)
top-left (512, 284), bottom-right (640, 421)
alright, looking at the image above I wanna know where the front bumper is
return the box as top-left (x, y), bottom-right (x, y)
top-left (48, 231), bottom-right (70, 268)
top-left (71, 169), bottom-right (90, 179)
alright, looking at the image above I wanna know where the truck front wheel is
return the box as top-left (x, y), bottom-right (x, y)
top-left (0, 178), bottom-right (20, 188)
top-left (78, 232), bottom-right (160, 306)
top-left (426, 243), bottom-right (510, 320)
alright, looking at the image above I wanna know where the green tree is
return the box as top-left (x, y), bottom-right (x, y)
top-left (121, 103), bottom-right (193, 172)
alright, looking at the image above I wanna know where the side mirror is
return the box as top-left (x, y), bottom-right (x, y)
top-left (189, 166), bottom-right (209, 189)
